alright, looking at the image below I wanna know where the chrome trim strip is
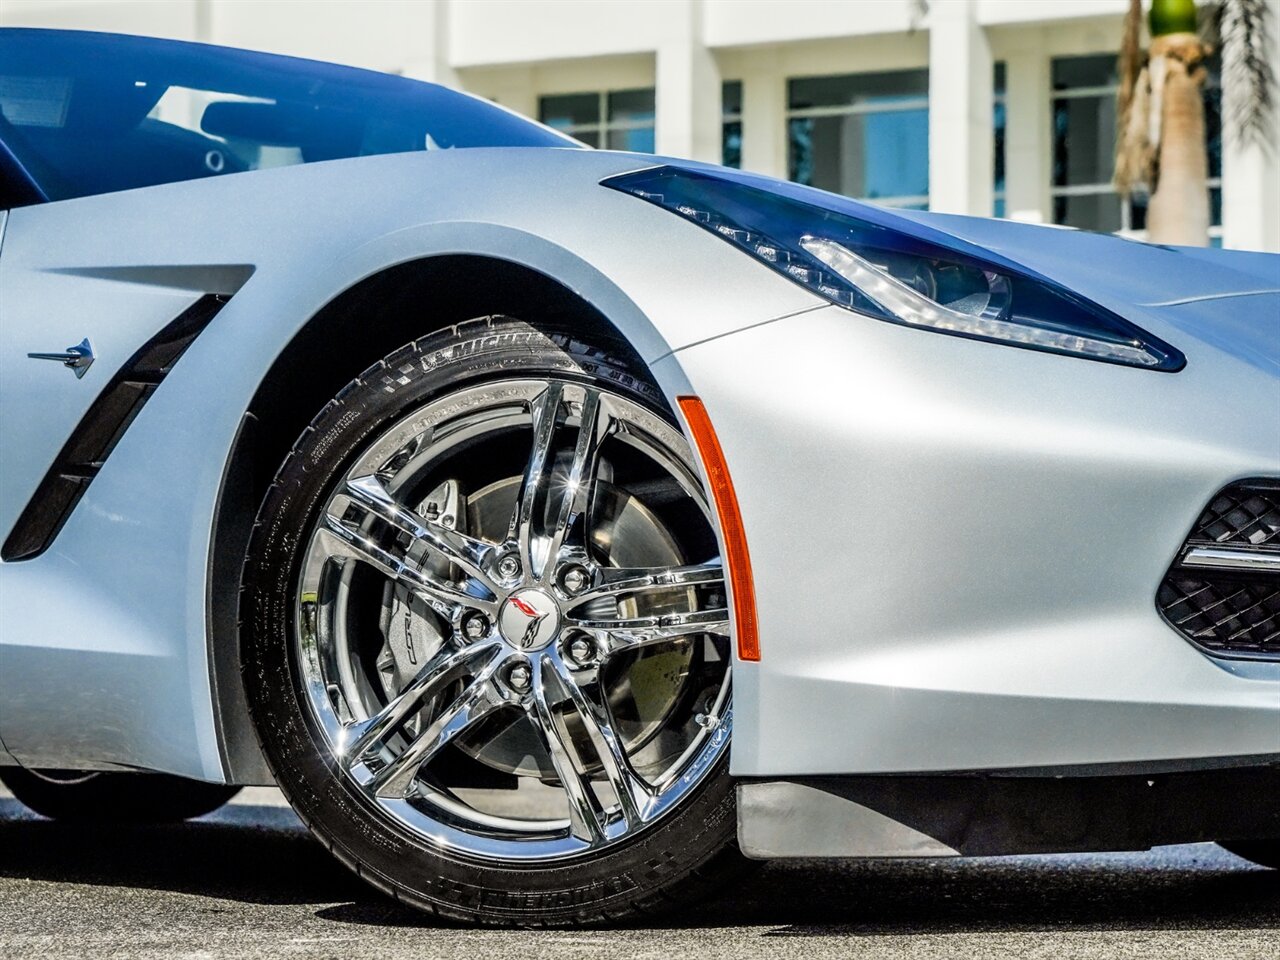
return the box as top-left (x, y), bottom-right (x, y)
top-left (1181, 546), bottom-right (1280, 572)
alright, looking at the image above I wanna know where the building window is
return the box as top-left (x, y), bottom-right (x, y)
top-left (994, 61), bottom-right (1006, 218)
top-left (722, 80), bottom-right (742, 168)
top-left (786, 69), bottom-right (929, 208)
top-left (539, 88), bottom-right (655, 152)
top-left (1051, 54), bottom-right (1221, 241)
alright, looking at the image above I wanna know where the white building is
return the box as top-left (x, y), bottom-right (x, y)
top-left (4, 0), bottom-right (1278, 250)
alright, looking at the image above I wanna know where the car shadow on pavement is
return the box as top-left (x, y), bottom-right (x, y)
top-left (3, 796), bottom-right (1278, 935)
top-left (0, 798), bottom-right (367, 907)
top-left (315, 852), bottom-right (1280, 936)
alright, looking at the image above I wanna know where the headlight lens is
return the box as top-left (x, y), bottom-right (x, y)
top-left (604, 166), bottom-right (1184, 371)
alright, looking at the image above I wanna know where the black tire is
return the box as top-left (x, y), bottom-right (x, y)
top-left (240, 316), bottom-right (743, 926)
top-left (1219, 840), bottom-right (1280, 869)
top-left (0, 767), bottom-right (240, 822)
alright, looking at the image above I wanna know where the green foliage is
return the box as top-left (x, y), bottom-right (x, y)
top-left (1150, 0), bottom-right (1200, 36)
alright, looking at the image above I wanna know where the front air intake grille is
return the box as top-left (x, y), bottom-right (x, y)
top-left (1189, 483), bottom-right (1280, 547)
top-left (1157, 480), bottom-right (1280, 660)
top-left (1158, 577), bottom-right (1280, 656)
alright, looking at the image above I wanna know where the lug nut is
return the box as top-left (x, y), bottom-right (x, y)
top-left (567, 635), bottom-right (596, 666)
top-left (561, 565), bottom-right (589, 595)
top-left (506, 662), bottom-right (532, 692)
top-left (461, 612), bottom-right (489, 641)
top-left (497, 555), bottom-right (522, 580)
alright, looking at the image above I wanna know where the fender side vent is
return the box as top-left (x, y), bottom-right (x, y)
top-left (1156, 479), bottom-right (1280, 660)
top-left (2, 294), bottom-right (229, 562)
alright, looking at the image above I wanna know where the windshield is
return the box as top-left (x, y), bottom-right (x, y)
top-left (0, 29), bottom-right (576, 203)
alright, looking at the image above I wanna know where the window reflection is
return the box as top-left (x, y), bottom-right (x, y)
top-left (786, 69), bottom-right (929, 208)
top-left (994, 61), bottom-right (1006, 218)
top-left (539, 88), bottom-right (655, 153)
top-left (722, 80), bottom-right (742, 169)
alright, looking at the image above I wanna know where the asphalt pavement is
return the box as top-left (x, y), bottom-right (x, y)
top-left (1, 784), bottom-right (1276, 959)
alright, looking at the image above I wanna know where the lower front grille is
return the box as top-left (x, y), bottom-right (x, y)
top-left (1191, 482), bottom-right (1280, 547)
top-left (1157, 480), bottom-right (1280, 660)
top-left (1158, 576), bottom-right (1280, 657)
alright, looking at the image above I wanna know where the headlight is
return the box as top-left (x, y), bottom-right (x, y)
top-left (604, 166), bottom-right (1184, 371)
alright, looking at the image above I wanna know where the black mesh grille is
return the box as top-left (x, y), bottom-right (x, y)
top-left (1158, 480), bottom-right (1280, 660)
top-left (1158, 577), bottom-right (1280, 655)
top-left (1188, 484), bottom-right (1280, 547)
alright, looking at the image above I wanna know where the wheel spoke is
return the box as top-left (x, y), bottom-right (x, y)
top-left (540, 388), bottom-right (612, 581)
top-left (320, 476), bottom-right (500, 616)
top-left (545, 655), bottom-right (651, 829)
top-left (528, 660), bottom-right (610, 844)
top-left (345, 475), bottom-right (498, 591)
top-left (510, 383), bottom-right (564, 579)
top-left (563, 562), bottom-right (724, 611)
top-left (367, 650), bottom-right (507, 799)
top-left (319, 520), bottom-right (498, 618)
top-left (568, 610), bottom-right (730, 657)
top-left (340, 639), bottom-right (500, 767)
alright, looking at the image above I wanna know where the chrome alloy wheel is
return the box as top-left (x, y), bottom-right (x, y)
top-left (295, 379), bottom-right (732, 862)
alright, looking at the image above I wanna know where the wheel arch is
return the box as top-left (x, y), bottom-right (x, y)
top-left (207, 249), bottom-right (667, 783)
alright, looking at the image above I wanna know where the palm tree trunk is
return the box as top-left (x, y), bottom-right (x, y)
top-left (1146, 33), bottom-right (1211, 245)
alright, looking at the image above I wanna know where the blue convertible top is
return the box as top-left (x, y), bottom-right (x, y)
top-left (0, 28), bottom-right (575, 204)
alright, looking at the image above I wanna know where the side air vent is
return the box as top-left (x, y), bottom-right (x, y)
top-left (1156, 479), bottom-right (1280, 660)
top-left (1, 294), bottom-right (229, 562)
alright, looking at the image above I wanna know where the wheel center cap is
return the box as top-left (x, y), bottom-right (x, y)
top-left (499, 589), bottom-right (561, 650)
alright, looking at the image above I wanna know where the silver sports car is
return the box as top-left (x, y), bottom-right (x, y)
top-left (1, 28), bottom-right (1277, 926)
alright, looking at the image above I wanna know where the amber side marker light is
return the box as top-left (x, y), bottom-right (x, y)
top-left (676, 396), bottom-right (760, 662)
